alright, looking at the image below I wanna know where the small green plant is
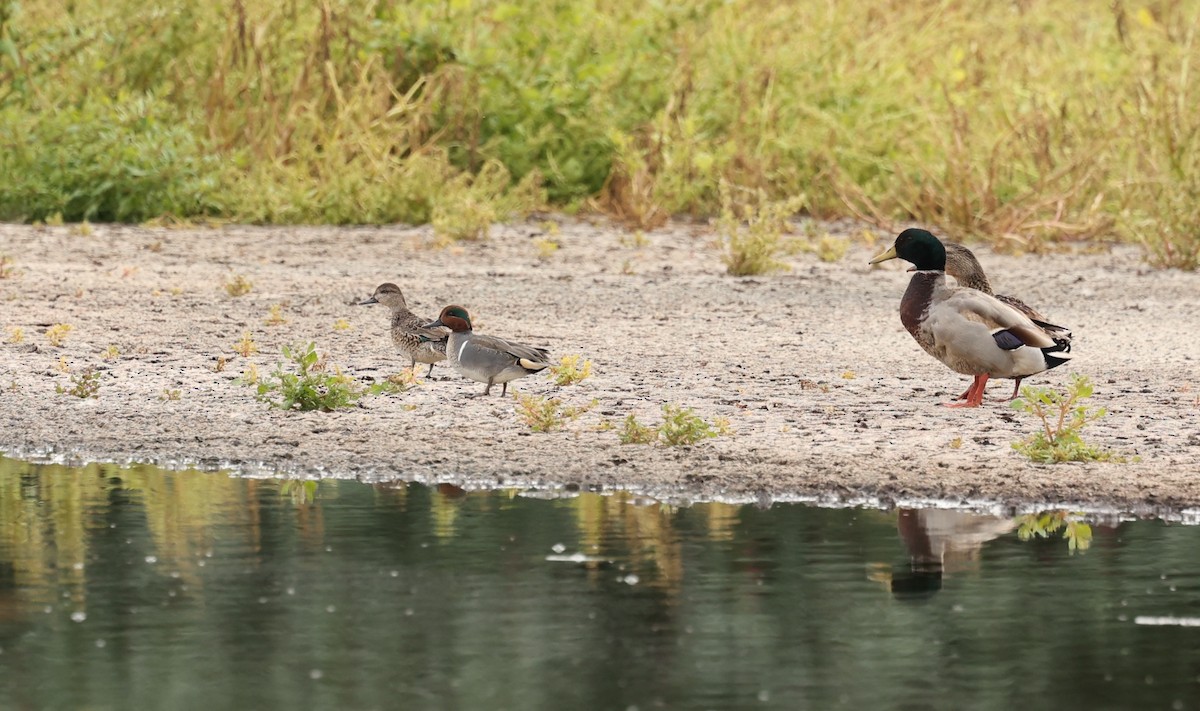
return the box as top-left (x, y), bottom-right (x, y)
top-left (618, 414), bottom-right (659, 444)
top-left (101, 345), bottom-right (120, 361)
top-left (619, 231), bottom-right (649, 249)
top-left (1016, 511), bottom-right (1092, 554)
top-left (56, 368), bottom-right (101, 398)
top-left (718, 181), bottom-right (805, 276)
top-left (161, 388), bottom-right (182, 401)
top-left (8, 326), bottom-right (24, 344)
top-left (0, 254), bottom-right (16, 279)
top-left (264, 304), bottom-right (288, 325)
top-left (658, 404), bottom-right (729, 446)
top-left (535, 238), bottom-right (560, 260)
top-left (619, 405), bottom-right (730, 446)
top-left (550, 354), bottom-right (593, 386)
top-left (332, 318), bottom-right (352, 331)
top-left (224, 274), bottom-right (253, 297)
top-left (45, 323), bottom-right (73, 347)
top-left (254, 342), bottom-right (393, 412)
top-left (388, 368), bottom-right (420, 388)
top-left (1011, 375), bottom-right (1117, 463)
top-left (233, 331), bottom-right (258, 357)
top-left (513, 393), bottom-right (594, 432)
top-left (240, 363), bottom-right (259, 385)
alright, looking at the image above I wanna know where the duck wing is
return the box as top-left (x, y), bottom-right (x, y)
top-left (464, 334), bottom-right (550, 371)
top-left (932, 287), bottom-right (1058, 350)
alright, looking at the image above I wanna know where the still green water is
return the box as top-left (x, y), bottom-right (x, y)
top-left (1, 456), bottom-right (1198, 711)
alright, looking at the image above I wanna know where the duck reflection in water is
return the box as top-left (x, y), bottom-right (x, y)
top-left (878, 509), bottom-right (1016, 599)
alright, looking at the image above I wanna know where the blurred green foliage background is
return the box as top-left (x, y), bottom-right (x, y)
top-left (1, 1), bottom-right (1198, 264)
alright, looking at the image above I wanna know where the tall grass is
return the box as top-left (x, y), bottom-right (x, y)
top-left (1, 1), bottom-right (1199, 264)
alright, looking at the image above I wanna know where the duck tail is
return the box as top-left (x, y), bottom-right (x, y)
top-left (1041, 337), bottom-right (1072, 370)
top-left (1031, 317), bottom-right (1072, 341)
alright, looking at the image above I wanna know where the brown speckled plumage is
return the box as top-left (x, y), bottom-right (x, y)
top-left (358, 283), bottom-right (447, 375)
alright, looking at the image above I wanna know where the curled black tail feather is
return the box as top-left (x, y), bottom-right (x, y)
top-left (1042, 337), bottom-right (1072, 369)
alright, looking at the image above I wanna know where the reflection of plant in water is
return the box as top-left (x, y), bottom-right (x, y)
top-left (567, 492), bottom-right (684, 594)
top-left (1016, 512), bottom-right (1093, 554)
top-left (280, 479), bottom-right (320, 504)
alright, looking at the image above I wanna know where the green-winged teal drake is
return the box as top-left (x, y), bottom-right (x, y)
top-left (423, 305), bottom-right (550, 396)
top-left (870, 229), bottom-right (1072, 407)
top-left (358, 283), bottom-right (447, 375)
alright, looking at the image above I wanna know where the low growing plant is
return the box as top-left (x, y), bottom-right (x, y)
top-left (264, 304), bottom-right (288, 325)
top-left (619, 405), bottom-right (730, 446)
top-left (659, 404), bottom-right (730, 446)
top-left (718, 182), bottom-right (805, 277)
top-left (233, 331), bottom-right (258, 357)
top-left (0, 254), bottom-right (16, 279)
top-left (254, 342), bottom-right (395, 412)
top-left (1011, 375), bottom-right (1117, 463)
top-left (550, 354), bottom-right (593, 386)
top-left (45, 323), bottom-right (73, 347)
top-left (56, 368), bottom-right (101, 398)
top-left (224, 274), bottom-right (253, 297)
top-left (513, 393), bottom-right (594, 432)
top-left (618, 414), bottom-right (659, 444)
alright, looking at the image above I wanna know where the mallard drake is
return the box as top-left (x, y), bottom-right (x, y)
top-left (423, 305), bottom-right (550, 396)
top-left (869, 229), bottom-right (1072, 407)
top-left (358, 283), bottom-right (447, 375)
top-left (940, 242), bottom-right (1074, 399)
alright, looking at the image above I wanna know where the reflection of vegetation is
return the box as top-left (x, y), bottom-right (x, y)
top-left (1016, 512), bottom-right (1093, 554)
top-left (1012, 376), bottom-right (1118, 463)
top-left (280, 479), bottom-right (321, 504)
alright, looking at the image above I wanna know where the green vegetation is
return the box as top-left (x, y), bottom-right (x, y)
top-left (1016, 511), bottom-right (1093, 554)
top-left (232, 331), bottom-right (258, 357)
top-left (549, 354), bottom-right (593, 386)
top-left (223, 274), bottom-right (253, 297)
top-left (56, 368), bottom-right (101, 398)
top-left (619, 404), bottom-right (730, 446)
top-left (44, 323), bottom-right (72, 347)
top-left (2, 2), bottom-right (1200, 264)
top-left (718, 182), bottom-right (803, 276)
top-left (513, 393), bottom-right (594, 432)
top-left (1011, 375), bottom-right (1118, 464)
top-left (253, 342), bottom-right (399, 412)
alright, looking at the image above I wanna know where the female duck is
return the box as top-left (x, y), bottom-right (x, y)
top-left (869, 229), bottom-right (1072, 407)
top-left (358, 283), bottom-right (447, 375)
top-left (424, 305), bottom-right (550, 396)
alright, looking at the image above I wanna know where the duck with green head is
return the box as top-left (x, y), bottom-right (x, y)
top-left (869, 229), bottom-right (1072, 407)
top-left (424, 305), bottom-right (551, 396)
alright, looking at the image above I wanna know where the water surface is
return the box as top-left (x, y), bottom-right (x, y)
top-left (1, 456), bottom-right (1198, 710)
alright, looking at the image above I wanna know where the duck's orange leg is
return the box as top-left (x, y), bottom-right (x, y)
top-left (944, 374), bottom-right (989, 408)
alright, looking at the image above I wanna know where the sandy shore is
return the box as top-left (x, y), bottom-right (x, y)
top-left (1, 221), bottom-right (1198, 515)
